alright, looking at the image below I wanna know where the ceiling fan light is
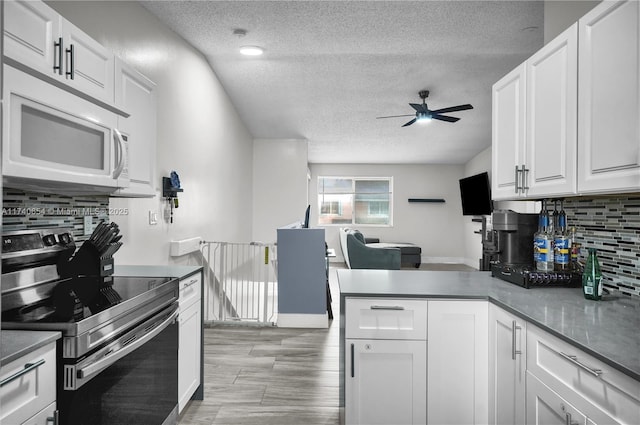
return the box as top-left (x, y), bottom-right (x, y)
top-left (240, 45), bottom-right (264, 56)
top-left (416, 112), bottom-right (432, 123)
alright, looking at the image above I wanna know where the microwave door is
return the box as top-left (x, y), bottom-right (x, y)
top-left (3, 64), bottom-right (121, 191)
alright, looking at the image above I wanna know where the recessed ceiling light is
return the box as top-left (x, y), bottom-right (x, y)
top-left (240, 46), bottom-right (264, 56)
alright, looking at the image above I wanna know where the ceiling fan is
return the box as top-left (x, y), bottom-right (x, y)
top-left (377, 90), bottom-right (473, 127)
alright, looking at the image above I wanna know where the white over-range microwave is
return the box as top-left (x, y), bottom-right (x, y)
top-left (2, 64), bottom-right (129, 193)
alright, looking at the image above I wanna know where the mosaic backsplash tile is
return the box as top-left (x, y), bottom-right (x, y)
top-left (2, 188), bottom-right (110, 242)
top-left (563, 196), bottom-right (640, 298)
top-left (3, 189), bottom-right (638, 299)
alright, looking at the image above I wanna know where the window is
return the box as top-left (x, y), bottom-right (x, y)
top-left (318, 177), bottom-right (392, 226)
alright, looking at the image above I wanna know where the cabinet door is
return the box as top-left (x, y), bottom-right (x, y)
top-left (427, 300), bottom-right (489, 425)
top-left (61, 19), bottom-right (114, 103)
top-left (578, 0), bottom-right (640, 193)
top-left (488, 304), bottom-right (525, 425)
top-left (492, 63), bottom-right (526, 200)
top-left (526, 23), bottom-right (578, 198)
top-left (526, 372), bottom-right (587, 425)
top-left (345, 339), bottom-right (426, 425)
top-left (4, 0), bottom-right (61, 77)
top-left (114, 58), bottom-right (157, 197)
top-left (178, 301), bottom-right (202, 413)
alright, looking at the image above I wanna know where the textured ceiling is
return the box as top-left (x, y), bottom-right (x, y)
top-left (141, 0), bottom-right (544, 164)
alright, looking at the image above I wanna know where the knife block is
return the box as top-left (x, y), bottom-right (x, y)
top-left (57, 241), bottom-right (114, 279)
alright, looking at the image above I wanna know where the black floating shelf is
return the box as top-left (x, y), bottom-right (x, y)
top-left (408, 198), bottom-right (445, 203)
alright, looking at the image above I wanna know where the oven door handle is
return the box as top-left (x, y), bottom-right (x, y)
top-left (77, 308), bottom-right (178, 381)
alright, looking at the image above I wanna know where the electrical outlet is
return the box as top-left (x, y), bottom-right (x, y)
top-left (149, 210), bottom-right (158, 225)
top-left (83, 216), bottom-right (94, 236)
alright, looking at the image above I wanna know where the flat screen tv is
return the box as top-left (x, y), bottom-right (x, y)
top-left (302, 204), bottom-right (311, 228)
top-left (459, 172), bottom-right (493, 216)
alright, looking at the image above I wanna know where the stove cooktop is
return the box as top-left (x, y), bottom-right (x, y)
top-left (2, 276), bottom-right (178, 331)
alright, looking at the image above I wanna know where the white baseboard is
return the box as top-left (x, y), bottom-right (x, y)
top-left (423, 256), bottom-right (467, 264)
top-left (277, 313), bottom-right (328, 328)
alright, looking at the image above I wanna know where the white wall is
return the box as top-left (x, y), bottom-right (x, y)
top-left (310, 163), bottom-right (466, 265)
top-left (544, 1), bottom-right (600, 44)
top-left (48, 1), bottom-right (254, 265)
top-left (252, 139), bottom-right (309, 243)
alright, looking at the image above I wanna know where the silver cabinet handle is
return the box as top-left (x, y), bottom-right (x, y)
top-left (0, 359), bottom-right (46, 387)
top-left (370, 305), bottom-right (405, 311)
top-left (183, 278), bottom-right (199, 288)
top-left (65, 44), bottom-right (74, 79)
top-left (565, 412), bottom-right (578, 425)
top-left (522, 166), bottom-right (530, 191)
top-left (47, 410), bottom-right (60, 425)
top-left (559, 352), bottom-right (602, 377)
top-left (514, 165), bottom-right (521, 193)
top-left (350, 343), bottom-right (355, 378)
top-left (511, 320), bottom-right (522, 360)
top-left (53, 37), bottom-right (63, 75)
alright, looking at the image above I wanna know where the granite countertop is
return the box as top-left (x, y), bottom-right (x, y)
top-left (337, 269), bottom-right (640, 381)
top-left (1, 330), bottom-right (61, 366)
top-left (115, 264), bottom-right (203, 280)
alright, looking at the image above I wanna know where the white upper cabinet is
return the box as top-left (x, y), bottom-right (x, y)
top-left (492, 24), bottom-right (578, 200)
top-left (4, 0), bottom-right (115, 104)
top-left (3, 0), bottom-right (61, 74)
top-left (114, 58), bottom-right (157, 197)
top-left (577, 0), bottom-right (640, 193)
top-left (61, 19), bottom-right (114, 103)
top-left (525, 23), bottom-right (578, 198)
top-left (492, 63), bottom-right (526, 199)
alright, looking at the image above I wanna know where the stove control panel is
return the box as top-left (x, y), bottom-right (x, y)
top-left (2, 228), bottom-right (75, 258)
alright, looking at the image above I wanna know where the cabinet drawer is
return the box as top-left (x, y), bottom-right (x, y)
top-left (1, 343), bottom-right (56, 425)
top-left (345, 298), bottom-right (427, 340)
top-left (527, 324), bottom-right (640, 424)
top-left (21, 401), bottom-right (57, 425)
top-left (179, 273), bottom-right (202, 310)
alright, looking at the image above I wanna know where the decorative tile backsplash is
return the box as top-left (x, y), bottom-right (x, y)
top-left (3, 189), bottom-right (638, 298)
top-left (563, 196), bottom-right (640, 298)
top-left (2, 188), bottom-right (110, 242)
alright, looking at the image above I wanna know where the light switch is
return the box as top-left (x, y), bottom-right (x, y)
top-left (149, 210), bottom-right (158, 225)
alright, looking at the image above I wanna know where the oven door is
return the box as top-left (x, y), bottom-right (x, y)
top-left (59, 304), bottom-right (178, 425)
top-left (2, 64), bottom-right (129, 192)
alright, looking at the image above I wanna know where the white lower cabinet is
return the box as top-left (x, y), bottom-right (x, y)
top-left (526, 372), bottom-right (587, 425)
top-left (427, 300), bottom-right (489, 425)
top-left (527, 323), bottom-right (639, 425)
top-left (489, 304), bottom-right (526, 425)
top-left (344, 297), bottom-right (427, 425)
top-left (345, 339), bottom-right (426, 425)
top-left (0, 342), bottom-right (57, 425)
top-left (178, 272), bottom-right (203, 413)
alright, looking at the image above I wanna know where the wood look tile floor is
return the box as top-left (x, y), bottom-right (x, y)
top-left (179, 263), bottom-right (473, 424)
top-left (178, 268), bottom-right (342, 425)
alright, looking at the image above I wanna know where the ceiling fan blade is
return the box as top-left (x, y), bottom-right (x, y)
top-left (430, 104), bottom-right (474, 114)
top-left (376, 114), bottom-right (416, 119)
top-left (409, 103), bottom-right (427, 112)
top-left (432, 114), bottom-right (460, 123)
top-left (402, 118), bottom-right (417, 127)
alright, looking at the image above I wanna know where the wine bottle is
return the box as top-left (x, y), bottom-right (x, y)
top-left (582, 248), bottom-right (603, 300)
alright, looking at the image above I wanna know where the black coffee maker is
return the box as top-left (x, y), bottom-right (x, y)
top-left (482, 210), bottom-right (538, 269)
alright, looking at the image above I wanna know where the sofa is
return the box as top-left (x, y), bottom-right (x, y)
top-left (365, 239), bottom-right (422, 268)
top-left (339, 228), bottom-right (401, 270)
top-left (339, 228), bottom-right (422, 269)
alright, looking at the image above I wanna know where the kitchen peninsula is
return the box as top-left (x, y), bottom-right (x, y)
top-left (338, 269), bottom-right (640, 425)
